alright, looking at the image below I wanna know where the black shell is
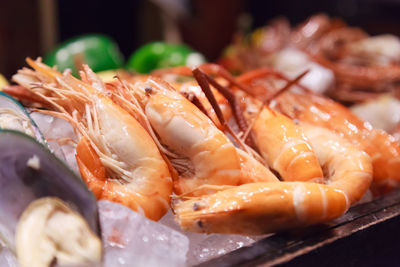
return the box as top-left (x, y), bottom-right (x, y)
top-left (0, 130), bottom-right (99, 242)
top-left (0, 92), bottom-right (45, 143)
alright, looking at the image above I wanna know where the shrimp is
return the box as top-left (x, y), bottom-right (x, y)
top-left (110, 73), bottom-right (373, 234)
top-left (110, 69), bottom-right (284, 193)
top-left (174, 182), bottom-right (348, 234)
top-left (152, 64), bottom-right (259, 138)
top-left (235, 147), bottom-right (279, 184)
top-left (274, 90), bottom-right (400, 194)
top-left (301, 124), bottom-right (372, 204)
top-left (178, 81), bottom-right (232, 130)
top-left (150, 65), bottom-right (233, 129)
top-left (10, 60), bottom-right (373, 234)
top-left (191, 67), bottom-right (324, 183)
top-left (152, 67), bottom-right (283, 185)
top-left (11, 58), bottom-right (173, 221)
top-left (236, 67), bottom-right (400, 194)
top-left (252, 107), bottom-right (324, 182)
top-left (174, 124), bottom-right (372, 234)
top-left (109, 76), bottom-right (243, 195)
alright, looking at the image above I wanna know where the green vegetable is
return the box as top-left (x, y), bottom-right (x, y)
top-left (127, 42), bottom-right (205, 73)
top-left (44, 34), bottom-right (124, 76)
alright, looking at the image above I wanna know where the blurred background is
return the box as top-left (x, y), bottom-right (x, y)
top-left (1, 0), bottom-right (400, 78)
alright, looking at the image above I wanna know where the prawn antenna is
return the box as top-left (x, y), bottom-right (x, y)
top-left (242, 69), bottom-right (310, 142)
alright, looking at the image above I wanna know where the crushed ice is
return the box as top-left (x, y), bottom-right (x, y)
top-left (0, 245), bottom-right (17, 267)
top-left (26, 113), bottom-right (263, 266)
top-left (99, 201), bottom-right (188, 267)
top-left (159, 210), bottom-right (260, 266)
top-left (99, 201), bottom-right (262, 266)
top-left (30, 112), bottom-right (79, 174)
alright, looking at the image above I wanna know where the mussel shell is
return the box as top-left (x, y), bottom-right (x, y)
top-left (0, 92), bottom-right (44, 143)
top-left (0, 130), bottom-right (99, 249)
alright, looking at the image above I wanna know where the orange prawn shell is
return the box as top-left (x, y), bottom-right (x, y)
top-left (142, 84), bottom-right (242, 195)
top-left (275, 91), bottom-right (400, 193)
top-left (175, 182), bottom-right (349, 235)
top-left (13, 59), bottom-right (174, 221)
top-left (252, 107), bottom-right (324, 182)
top-left (76, 136), bottom-right (106, 198)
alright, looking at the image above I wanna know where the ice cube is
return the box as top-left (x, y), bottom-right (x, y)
top-left (159, 209), bottom-right (262, 266)
top-left (99, 200), bottom-right (189, 267)
top-left (159, 209), bottom-right (180, 231)
top-left (30, 112), bottom-right (79, 173)
top-left (30, 112), bottom-right (76, 140)
top-left (187, 233), bottom-right (258, 265)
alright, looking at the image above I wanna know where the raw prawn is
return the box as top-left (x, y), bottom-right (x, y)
top-left (11, 58), bottom-right (173, 221)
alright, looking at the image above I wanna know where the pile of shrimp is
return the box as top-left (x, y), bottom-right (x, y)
top-left (7, 58), bottom-right (400, 236)
top-left (220, 14), bottom-right (400, 105)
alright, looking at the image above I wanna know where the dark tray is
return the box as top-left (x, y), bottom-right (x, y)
top-left (200, 190), bottom-right (400, 266)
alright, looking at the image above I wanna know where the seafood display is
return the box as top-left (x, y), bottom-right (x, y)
top-left (350, 94), bottom-right (400, 142)
top-left (1, 16), bottom-right (400, 263)
top-left (9, 59), bottom-right (173, 221)
top-left (5, 59), bottom-right (376, 221)
top-left (220, 14), bottom-right (400, 105)
top-left (148, 65), bottom-right (372, 234)
top-left (233, 71), bottom-right (400, 194)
